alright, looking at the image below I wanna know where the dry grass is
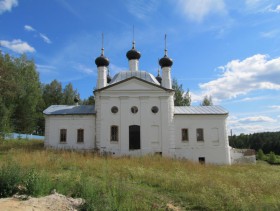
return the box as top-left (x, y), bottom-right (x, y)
top-left (1, 140), bottom-right (280, 210)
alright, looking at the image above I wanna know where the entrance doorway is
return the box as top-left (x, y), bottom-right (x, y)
top-left (129, 125), bottom-right (140, 150)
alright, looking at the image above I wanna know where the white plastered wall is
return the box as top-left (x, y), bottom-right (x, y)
top-left (95, 78), bottom-right (173, 156)
top-left (44, 115), bottom-right (95, 150)
top-left (174, 114), bottom-right (231, 164)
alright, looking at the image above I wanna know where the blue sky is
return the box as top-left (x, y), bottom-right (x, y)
top-left (1, 0), bottom-right (280, 135)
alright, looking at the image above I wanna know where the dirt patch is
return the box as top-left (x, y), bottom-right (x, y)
top-left (0, 193), bottom-right (84, 211)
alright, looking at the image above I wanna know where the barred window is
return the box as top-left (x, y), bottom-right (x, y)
top-left (197, 128), bottom-right (204, 141)
top-left (60, 129), bottom-right (67, 143)
top-left (111, 126), bottom-right (118, 142)
top-left (77, 129), bottom-right (84, 143)
top-left (181, 129), bottom-right (189, 141)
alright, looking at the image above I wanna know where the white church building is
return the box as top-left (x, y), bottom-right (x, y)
top-left (44, 41), bottom-right (235, 164)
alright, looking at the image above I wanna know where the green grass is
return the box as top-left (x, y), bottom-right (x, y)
top-left (1, 140), bottom-right (280, 210)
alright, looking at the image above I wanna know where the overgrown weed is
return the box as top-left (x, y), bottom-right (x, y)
top-left (1, 140), bottom-right (280, 210)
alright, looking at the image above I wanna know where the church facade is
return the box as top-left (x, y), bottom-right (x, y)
top-left (44, 42), bottom-right (232, 164)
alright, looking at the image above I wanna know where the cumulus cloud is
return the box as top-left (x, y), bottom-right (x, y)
top-left (269, 4), bottom-right (280, 13)
top-left (24, 25), bottom-right (52, 44)
top-left (228, 114), bottom-right (279, 135)
top-left (0, 39), bottom-right (35, 53)
top-left (239, 116), bottom-right (277, 123)
top-left (199, 54), bottom-right (280, 100)
top-left (0, 0), bottom-right (18, 14)
top-left (176, 0), bottom-right (226, 23)
top-left (275, 5), bottom-right (280, 12)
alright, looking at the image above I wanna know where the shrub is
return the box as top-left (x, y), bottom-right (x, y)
top-left (0, 161), bottom-right (22, 197)
top-left (0, 161), bottom-right (41, 197)
top-left (23, 169), bottom-right (39, 195)
top-left (268, 151), bottom-right (276, 163)
top-left (256, 149), bottom-right (265, 160)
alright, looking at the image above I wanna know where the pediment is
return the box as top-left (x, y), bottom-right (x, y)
top-left (99, 77), bottom-right (168, 92)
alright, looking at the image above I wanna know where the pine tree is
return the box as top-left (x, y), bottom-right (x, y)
top-left (172, 79), bottom-right (191, 106)
top-left (201, 95), bottom-right (213, 106)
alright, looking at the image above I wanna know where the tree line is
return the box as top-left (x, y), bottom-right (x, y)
top-left (0, 52), bottom-right (93, 137)
top-left (229, 131), bottom-right (280, 155)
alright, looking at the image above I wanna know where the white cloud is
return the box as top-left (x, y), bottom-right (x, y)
top-left (124, 0), bottom-right (159, 20)
top-left (0, 0), bottom-right (18, 14)
top-left (24, 25), bottom-right (35, 32)
top-left (36, 64), bottom-right (56, 74)
top-left (269, 105), bottom-right (280, 110)
top-left (55, 0), bottom-right (82, 19)
top-left (24, 25), bottom-right (52, 44)
top-left (199, 54), bottom-right (280, 100)
top-left (275, 5), bottom-right (280, 12)
top-left (110, 63), bottom-right (126, 75)
top-left (244, 0), bottom-right (273, 12)
top-left (260, 30), bottom-right (279, 38)
top-left (230, 123), bottom-right (280, 135)
top-left (245, 0), bottom-right (261, 7)
top-left (74, 64), bottom-right (95, 75)
top-left (39, 33), bottom-right (52, 44)
top-left (239, 116), bottom-right (277, 123)
top-left (0, 39), bottom-right (35, 53)
top-left (176, 0), bottom-right (226, 23)
top-left (228, 114), bottom-right (280, 135)
top-left (269, 4), bottom-right (280, 13)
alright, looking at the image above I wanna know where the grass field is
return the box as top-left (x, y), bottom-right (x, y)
top-left (1, 139), bottom-right (280, 210)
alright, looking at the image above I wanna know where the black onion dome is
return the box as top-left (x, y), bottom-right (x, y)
top-left (74, 95), bottom-right (79, 103)
top-left (156, 75), bottom-right (162, 84)
top-left (107, 74), bottom-right (112, 83)
top-left (95, 48), bottom-right (109, 67)
top-left (126, 41), bottom-right (141, 60)
top-left (159, 55), bottom-right (173, 68)
top-left (156, 69), bottom-right (162, 84)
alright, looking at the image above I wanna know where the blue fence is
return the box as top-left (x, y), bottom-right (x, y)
top-left (5, 133), bottom-right (44, 140)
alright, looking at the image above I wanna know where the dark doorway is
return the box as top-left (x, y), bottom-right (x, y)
top-left (129, 125), bottom-right (140, 150)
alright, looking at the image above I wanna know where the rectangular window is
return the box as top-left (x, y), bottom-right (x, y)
top-left (77, 129), bottom-right (84, 143)
top-left (111, 126), bottom-right (118, 142)
top-left (196, 128), bottom-right (204, 141)
top-left (60, 129), bottom-right (67, 143)
top-left (181, 129), bottom-right (189, 141)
